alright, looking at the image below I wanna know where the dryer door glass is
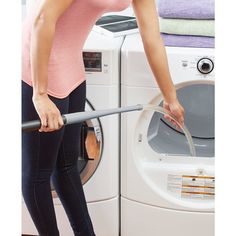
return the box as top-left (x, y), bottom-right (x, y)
top-left (147, 83), bottom-right (214, 157)
top-left (51, 99), bottom-right (103, 196)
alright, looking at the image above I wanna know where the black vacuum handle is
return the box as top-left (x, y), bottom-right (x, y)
top-left (22, 116), bottom-right (67, 132)
top-left (22, 105), bottom-right (143, 132)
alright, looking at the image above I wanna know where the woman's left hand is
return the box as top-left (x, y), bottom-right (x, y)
top-left (163, 99), bottom-right (185, 130)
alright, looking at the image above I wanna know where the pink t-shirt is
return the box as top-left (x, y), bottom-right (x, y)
top-left (22, 0), bottom-right (132, 98)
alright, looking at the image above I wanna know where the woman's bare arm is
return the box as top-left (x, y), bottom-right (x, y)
top-left (132, 0), bottom-right (184, 126)
top-left (30, 0), bottom-right (74, 132)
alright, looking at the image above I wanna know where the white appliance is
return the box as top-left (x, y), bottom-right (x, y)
top-left (121, 33), bottom-right (215, 236)
top-left (22, 30), bottom-right (125, 236)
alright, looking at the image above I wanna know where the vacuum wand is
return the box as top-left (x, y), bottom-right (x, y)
top-left (22, 104), bottom-right (144, 132)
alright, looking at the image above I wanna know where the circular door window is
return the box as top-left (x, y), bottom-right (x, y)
top-left (51, 99), bottom-right (103, 197)
top-left (79, 100), bottom-right (103, 184)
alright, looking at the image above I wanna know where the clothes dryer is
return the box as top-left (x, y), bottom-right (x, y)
top-left (22, 30), bottom-right (125, 236)
top-left (121, 33), bottom-right (215, 236)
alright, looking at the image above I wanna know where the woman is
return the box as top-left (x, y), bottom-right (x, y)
top-left (22, 0), bottom-right (185, 235)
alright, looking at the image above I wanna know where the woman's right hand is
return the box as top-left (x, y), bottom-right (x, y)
top-left (32, 94), bottom-right (64, 132)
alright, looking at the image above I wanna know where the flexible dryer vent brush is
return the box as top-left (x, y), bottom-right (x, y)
top-left (22, 104), bottom-right (196, 156)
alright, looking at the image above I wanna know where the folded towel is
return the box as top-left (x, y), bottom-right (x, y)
top-left (158, 0), bottom-right (215, 19)
top-left (161, 33), bottom-right (215, 48)
top-left (159, 18), bottom-right (215, 37)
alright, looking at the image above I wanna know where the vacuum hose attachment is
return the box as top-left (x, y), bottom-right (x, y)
top-left (143, 104), bottom-right (196, 157)
top-left (22, 104), bottom-right (196, 156)
top-left (22, 104), bottom-right (143, 133)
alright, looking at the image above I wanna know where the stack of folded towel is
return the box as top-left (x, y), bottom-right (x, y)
top-left (158, 0), bottom-right (215, 48)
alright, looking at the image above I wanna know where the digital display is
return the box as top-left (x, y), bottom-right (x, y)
top-left (83, 52), bottom-right (102, 72)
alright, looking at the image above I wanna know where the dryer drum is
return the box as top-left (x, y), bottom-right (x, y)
top-left (143, 105), bottom-right (196, 157)
top-left (147, 83), bottom-right (214, 157)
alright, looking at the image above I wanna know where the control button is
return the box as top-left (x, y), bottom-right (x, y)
top-left (201, 62), bottom-right (210, 71)
top-left (138, 134), bottom-right (143, 143)
top-left (197, 58), bottom-right (214, 74)
top-left (182, 62), bottom-right (188, 67)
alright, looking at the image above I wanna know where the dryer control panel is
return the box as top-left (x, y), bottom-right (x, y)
top-left (83, 52), bottom-right (102, 72)
top-left (83, 49), bottom-right (120, 86)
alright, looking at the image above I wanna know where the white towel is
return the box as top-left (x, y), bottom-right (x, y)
top-left (159, 18), bottom-right (215, 37)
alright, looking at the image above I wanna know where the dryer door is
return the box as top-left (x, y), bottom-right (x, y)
top-left (51, 99), bottom-right (103, 197)
top-left (147, 82), bottom-right (214, 157)
top-left (79, 100), bottom-right (103, 184)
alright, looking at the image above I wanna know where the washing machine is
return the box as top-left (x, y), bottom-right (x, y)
top-left (121, 33), bottom-right (215, 236)
top-left (22, 29), bottom-right (126, 236)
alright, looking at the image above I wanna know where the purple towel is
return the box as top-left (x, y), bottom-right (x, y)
top-left (158, 0), bottom-right (215, 19)
top-left (161, 33), bottom-right (215, 48)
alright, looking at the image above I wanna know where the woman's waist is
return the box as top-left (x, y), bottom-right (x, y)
top-left (22, 70), bottom-right (86, 99)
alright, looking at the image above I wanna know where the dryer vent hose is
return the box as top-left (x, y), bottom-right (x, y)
top-left (22, 104), bottom-right (196, 156)
top-left (143, 104), bottom-right (196, 157)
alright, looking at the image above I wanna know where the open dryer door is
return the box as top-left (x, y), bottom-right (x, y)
top-left (51, 99), bottom-right (103, 197)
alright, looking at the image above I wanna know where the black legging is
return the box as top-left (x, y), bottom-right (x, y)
top-left (22, 80), bottom-right (96, 236)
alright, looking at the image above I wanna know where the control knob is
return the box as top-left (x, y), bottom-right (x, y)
top-left (197, 58), bottom-right (214, 74)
